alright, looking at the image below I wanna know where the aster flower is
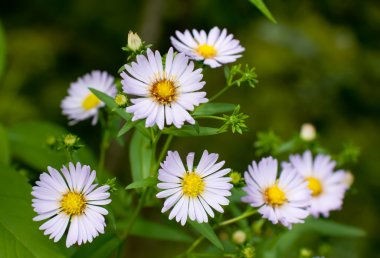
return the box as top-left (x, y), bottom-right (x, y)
top-left (156, 150), bottom-right (233, 225)
top-left (32, 162), bottom-right (111, 247)
top-left (171, 26), bottom-right (245, 68)
top-left (121, 48), bottom-right (208, 129)
top-left (61, 70), bottom-right (117, 125)
top-left (242, 157), bottom-right (311, 228)
top-left (285, 151), bottom-right (348, 217)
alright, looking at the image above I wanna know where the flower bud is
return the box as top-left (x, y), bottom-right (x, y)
top-left (64, 134), bottom-right (79, 147)
top-left (342, 171), bottom-right (354, 188)
top-left (300, 123), bottom-right (316, 141)
top-left (115, 93), bottom-right (128, 107)
top-left (46, 135), bottom-right (56, 146)
top-left (241, 246), bottom-right (255, 258)
top-left (299, 248), bottom-right (312, 258)
top-left (232, 230), bottom-right (246, 244)
top-left (128, 31), bottom-right (142, 51)
top-left (230, 171), bottom-right (241, 185)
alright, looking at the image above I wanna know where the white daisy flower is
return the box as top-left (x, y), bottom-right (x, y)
top-left (171, 26), bottom-right (245, 68)
top-left (61, 70), bottom-right (117, 125)
top-left (285, 151), bottom-right (348, 217)
top-left (156, 150), bottom-right (233, 225)
top-left (121, 48), bottom-right (208, 129)
top-left (32, 162), bottom-right (111, 247)
top-left (241, 157), bottom-right (311, 228)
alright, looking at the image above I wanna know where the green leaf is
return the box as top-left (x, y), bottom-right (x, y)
top-left (117, 120), bottom-right (143, 137)
top-left (0, 124), bottom-right (10, 165)
top-left (128, 219), bottom-right (193, 243)
top-left (129, 130), bottom-right (153, 182)
top-left (90, 88), bottom-right (150, 138)
top-left (125, 176), bottom-right (158, 190)
top-left (0, 165), bottom-right (66, 258)
top-left (162, 125), bottom-right (223, 137)
top-left (189, 221), bottom-right (223, 250)
top-left (304, 218), bottom-right (365, 238)
top-left (249, 0), bottom-right (277, 23)
top-left (8, 121), bottom-right (96, 171)
top-left (193, 103), bottom-right (236, 116)
top-left (0, 21), bottom-right (6, 79)
top-left (90, 88), bottom-right (131, 121)
top-left (71, 232), bottom-right (121, 258)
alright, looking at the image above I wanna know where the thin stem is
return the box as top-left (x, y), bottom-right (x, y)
top-left (185, 235), bottom-right (205, 254)
top-left (121, 188), bottom-right (149, 239)
top-left (154, 134), bottom-right (173, 173)
top-left (98, 128), bottom-right (110, 174)
top-left (209, 85), bottom-right (232, 102)
top-left (194, 115), bottom-right (225, 121)
top-left (217, 209), bottom-right (257, 227)
top-left (183, 209), bottom-right (258, 255)
top-left (66, 149), bottom-right (74, 163)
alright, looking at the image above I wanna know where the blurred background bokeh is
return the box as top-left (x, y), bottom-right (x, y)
top-left (0, 0), bottom-right (379, 257)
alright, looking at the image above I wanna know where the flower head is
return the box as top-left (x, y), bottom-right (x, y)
top-left (32, 162), bottom-right (111, 247)
top-left (171, 27), bottom-right (245, 68)
top-left (61, 71), bottom-right (117, 125)
top-left (285, 151), bottom-right (347, 217)
top-left (242, 157), bottom-right (311, 228)
top-left (156, 150), bottom-right (233, 225)
top-left (121, 48), bottom-right (208, 129)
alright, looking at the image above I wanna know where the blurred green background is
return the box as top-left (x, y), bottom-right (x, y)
top-left (0, 0), bottom-right (379, 257)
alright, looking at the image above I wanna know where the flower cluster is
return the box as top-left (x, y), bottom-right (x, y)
top-left (30, 26), bottom-right (354, 253)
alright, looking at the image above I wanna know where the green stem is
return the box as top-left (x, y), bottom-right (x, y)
top-left (154, 134), bottom-right (173, 173)
top-left (185, 235), bottom-right (205, 254)
top-left (184, 209), bottom-right (257, 254)
top-left (98, 128), bottom-right (110, 174)
top-left (121, 188), bottom-right (149, 239)
top-left (217, 209), bottom-right (257, 227)
top-left (209, 84), bottom-right (232, 102)
top-left (194, 115), bottom-right (225, 121)
top-left (66, 149), bottom-right (74, 163)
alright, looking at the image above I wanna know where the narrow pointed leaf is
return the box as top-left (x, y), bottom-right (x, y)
top-left (249, 0), bottom-right (277, 23)
top-left (126, 177), bottom-right (158, 190)
top-left (189, 221), bottom-right (224, 250)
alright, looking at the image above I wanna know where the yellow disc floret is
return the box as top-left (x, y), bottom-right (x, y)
top-left (196, 44), bottom-right (217, 59)
top-left (151, 79), bottom-right (177, 104)
top-left (82, 93), bottom-right (101, 110)
top-left (264, 184), bottom-right (286, 206)
top-left (182, 172), bottom-right (205, 197)
top-left (61, 192), bottom-right (86, 216)
top-left (306, 177), bottom-right (323, 196)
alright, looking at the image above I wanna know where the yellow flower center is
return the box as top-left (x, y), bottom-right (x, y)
top-left (182, 172), bottom-right (205, 197)
top-left (82, 93), bottom-right (101, 110)
top-left (306, 177), bottom-right (323, 196)
top-left (60, 192), bottom-right (86, 216)
top-left (264, 184), bottom-right (286, 206)
top-left (150, 79), bottom-right (177, 104)
top-left (196, 44), bottom-right (217, 59)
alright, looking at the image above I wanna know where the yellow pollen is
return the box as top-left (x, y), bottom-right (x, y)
top-left (182, 172), bottom-right (205, 197)
top-left (306, 177), bottom-right (323, 196)
top-left (196, 44), bottom-right (217, 59)
top-left (151, 79), bottom-right (176, 104)
top-left (82, 93), bottom-right (101, 110)
top-left (264, 185), bottom-right (286, 206)
top-left (60, 192), bottom-right (86, 216)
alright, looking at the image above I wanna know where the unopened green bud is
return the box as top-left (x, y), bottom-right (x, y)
top-left (242, 246), bottom-right (255, 258)
top-left (128, 31), bottom-right (142, 51)
top-left (230, 172), bottom-right (241, 185)
top-left (64, 134), bottom-right (79, 147)
top-left (46, 135), bottom-right (56, 146)
top-left (299, 248), bottom-right (312, 258)
top-left (115, 93), bottom-right (128, 107)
